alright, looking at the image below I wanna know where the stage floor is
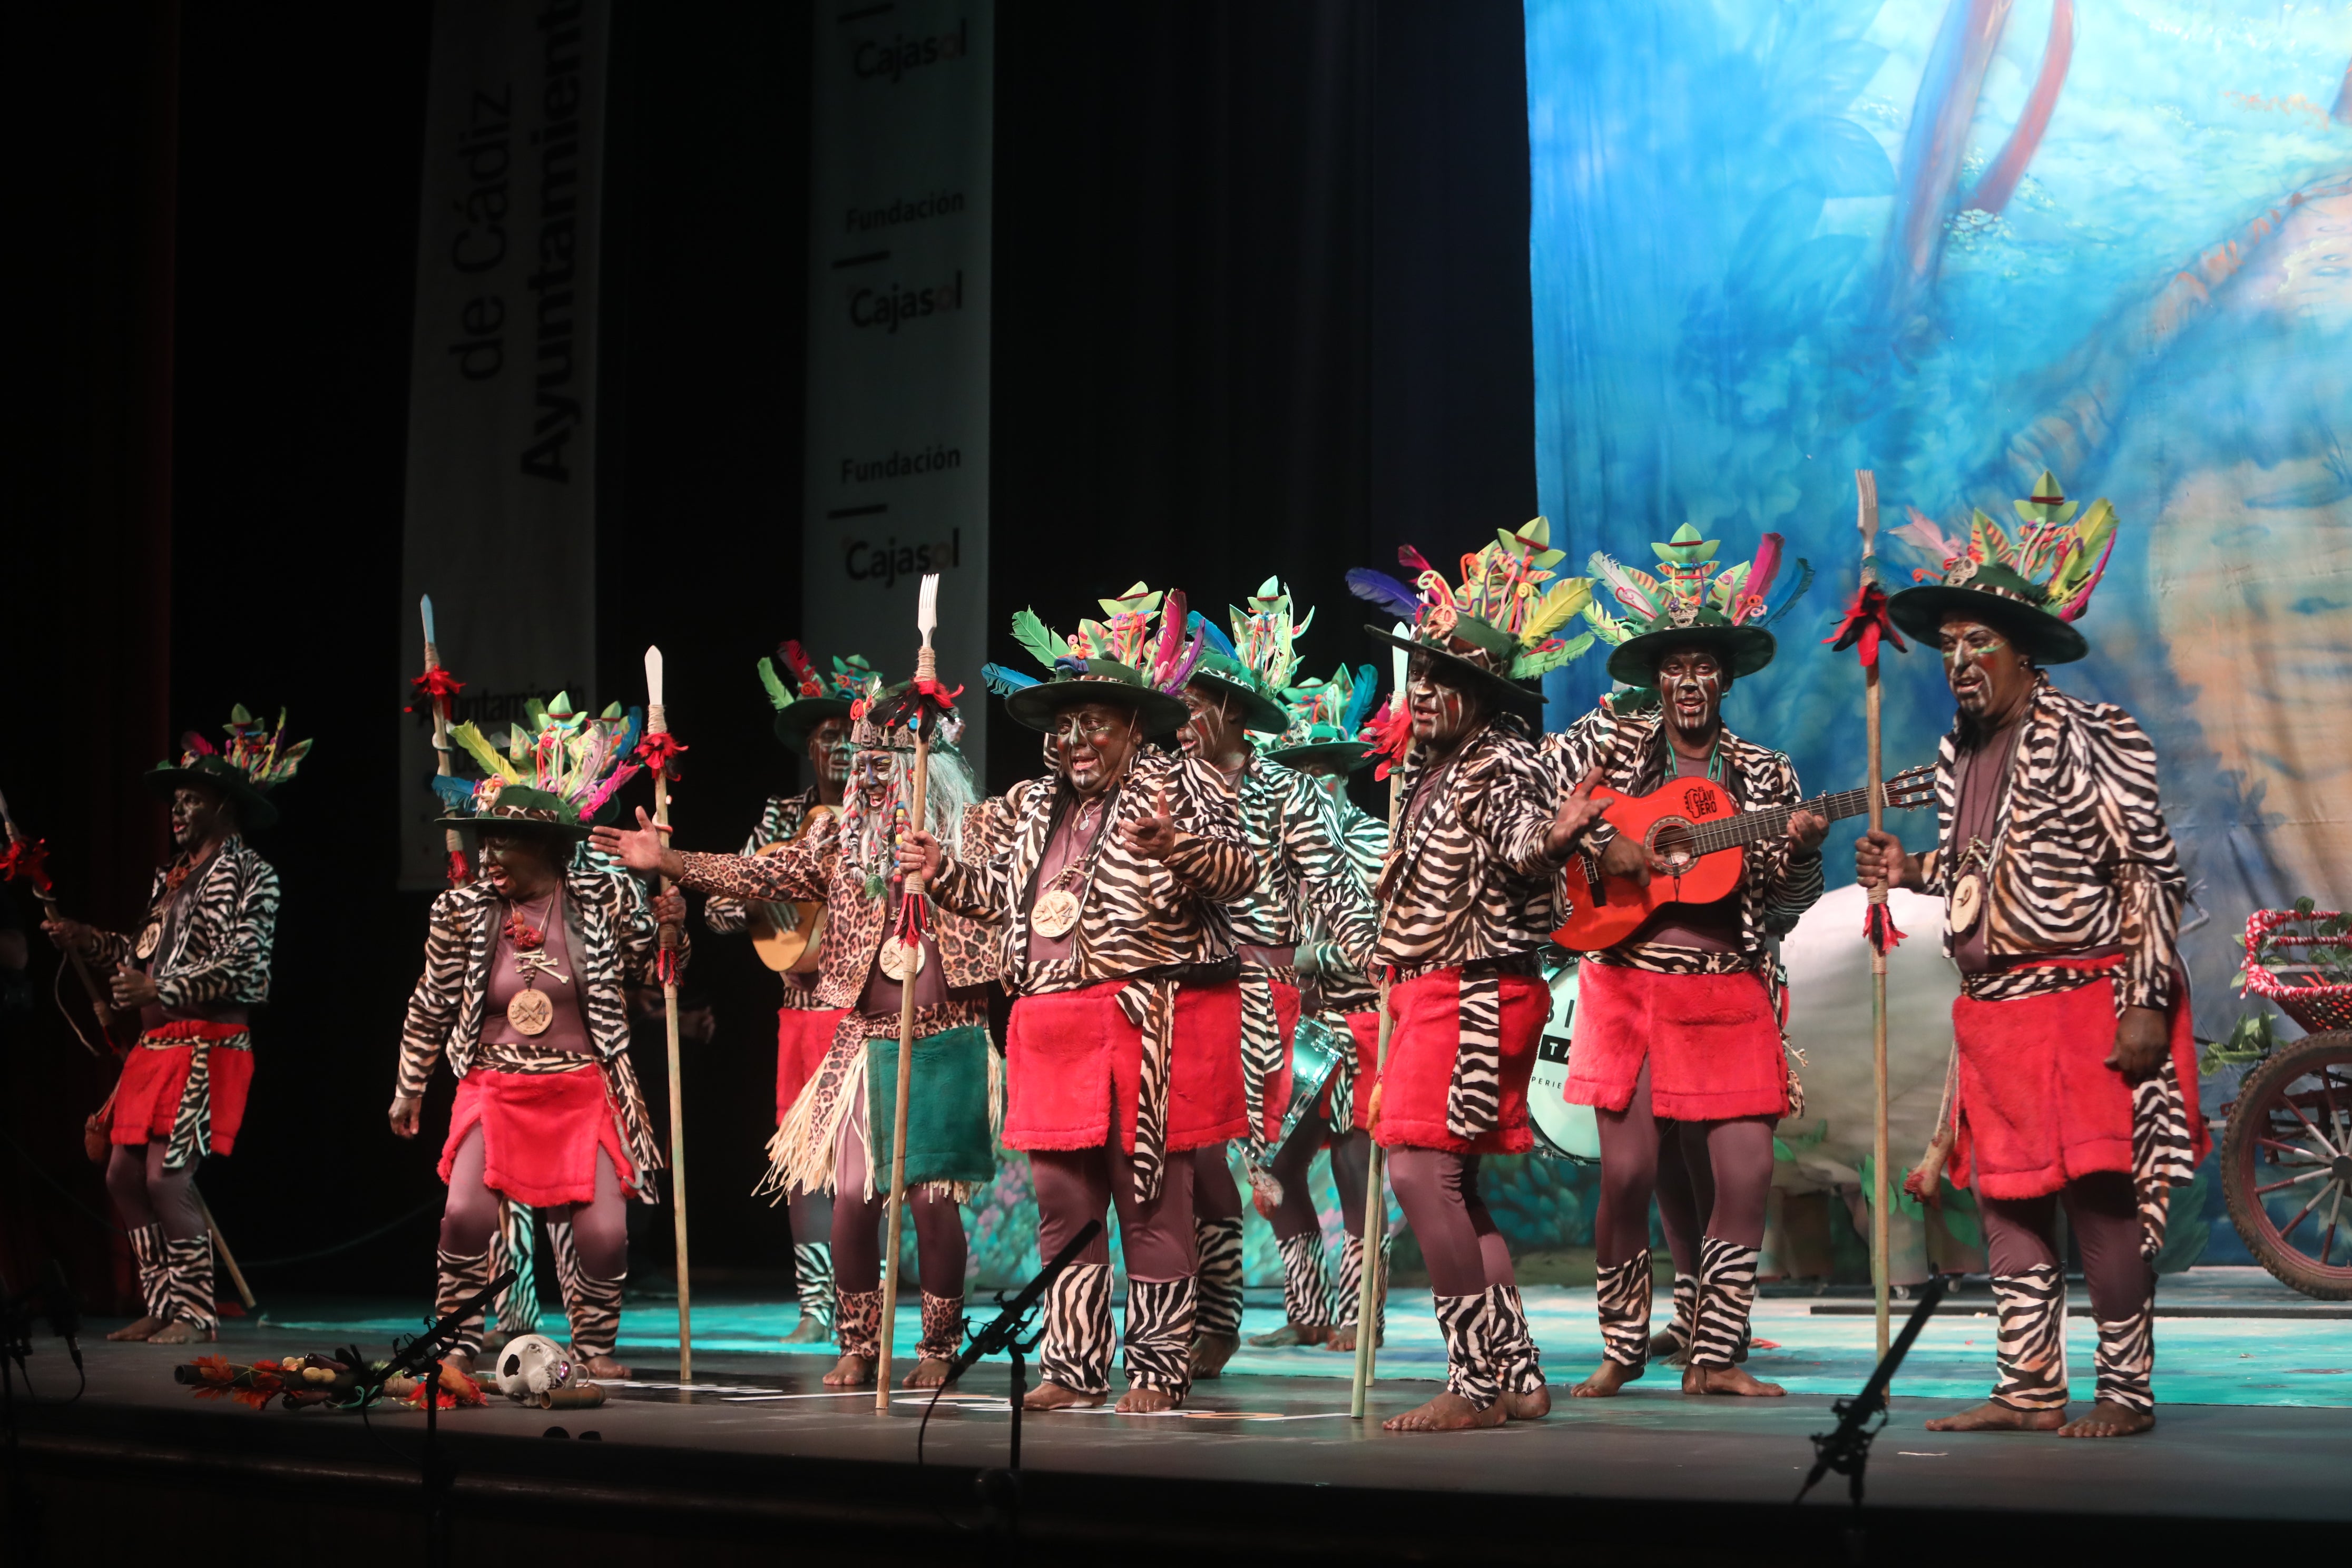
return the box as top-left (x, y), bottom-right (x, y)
top-left (15, 1269), bottom-right (2352, 1563)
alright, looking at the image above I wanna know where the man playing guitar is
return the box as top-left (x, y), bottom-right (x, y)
top-left (1545, 524), bottom-right (1825, 1399)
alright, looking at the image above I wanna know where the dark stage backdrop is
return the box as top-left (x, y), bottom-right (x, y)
top-left (1, 0), bottom-right (1535, 1307)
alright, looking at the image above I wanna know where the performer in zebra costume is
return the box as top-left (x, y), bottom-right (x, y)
top-left (701, 644), bottom-right (874, 1345)
top-left (48, 707), bottom-right (307, 1344)
top-left (1346, 521), bottom-right (1608, 1431)
top-left (909, 586), bottom-right (1257, 1413)
top-left (1168, 583), bottom-right (1379, 1365)
top-left (1261, 660), bottom-right (1390, 1356)
top-left (1547, 523), bottom-right (1823, 1401)
top-left (1860, 474), bottom-right (2202, 1439)
top-left (390, 697), bottom-right (680, 1380)
top-left (601, 677), bottom-right (1004, 1390)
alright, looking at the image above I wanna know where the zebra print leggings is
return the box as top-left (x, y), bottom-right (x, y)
top-left (1979, 1171), bottom-right (2150, 1321)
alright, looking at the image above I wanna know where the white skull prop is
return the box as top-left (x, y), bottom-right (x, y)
top-left (494, 1334), bottom-right (576, 1403)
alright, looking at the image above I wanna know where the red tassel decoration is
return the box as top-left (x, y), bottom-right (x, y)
top-left (1863, 900), bottom-right (1907, 955)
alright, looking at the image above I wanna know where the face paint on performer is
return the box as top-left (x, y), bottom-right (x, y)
top-left (1053, 702), bottom-right (1140, 796)
top-left (1177, 681), bottom-right (1244, 767)
top-left (851, 750), bottom-right (897, 811)
top-left (806, 717), bottom-right (852, 792)
top-left (477, 829), bottom-right (563, 900)
top-left (168, 783), bottom-right (234, 851)
top-left (1654, 646), bottom-right (1728, 743)
top-left (1406, 653), bottom-right (1485, 750)
top-left (1937, 613), bottom-right (2035, 727)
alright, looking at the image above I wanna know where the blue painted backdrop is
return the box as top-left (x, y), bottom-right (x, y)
top-left (1526, 0), bottom-right (2352, 1032)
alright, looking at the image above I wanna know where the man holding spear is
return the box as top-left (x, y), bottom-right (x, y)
top-left (1344, 521), bottom-right (1604, 1431)
top-left (44, 708), bottom-right (306, 1342)
top-left (1859, 475), bottom-right (2202, 1439)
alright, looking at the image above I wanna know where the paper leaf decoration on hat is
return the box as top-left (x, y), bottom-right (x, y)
top-left (445, 691), bottom-right (642, 825)
top-left (1229, 577), bottom-right (1311, 692)
top-left (1006, 584), bottom-right (1204, 696)
top-left (1276, 660), bottom-right (1381, 751)
top-left (1581, 524), bottom-right (1809, 651)
top-left (178, 705), bottom-right (312, 790)
top-left (1348, 517), bottom-right (1599, 680)
top-left (1890, 472), bottom-right (2119, 622)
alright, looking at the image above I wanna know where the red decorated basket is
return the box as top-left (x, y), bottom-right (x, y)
top-left (2242, 908), bottom-right (2352, 1034)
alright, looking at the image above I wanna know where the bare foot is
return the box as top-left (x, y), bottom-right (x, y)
top-left (1645, 1329), bottom-right (1687, 1365)
top-left (1569, 1359), bottom-right (1643, 1398)
top-left (903, 1356), bottom-right (956, 1389)
top-left (1188, 1329), bottom-right (1240, 1378)
top-left (442, 1350), bottom-right (476, 1378)
top-left (1246, 1321), bottom-right (1329, 1348)
top-left (107, 1316), bottom-right (167, 1342)
top-left (2056, 1401), bottom-right (2153, 1438)
top-left (1924, 1399), bottom-right (2066, 1433)
top-left (1116, 1384), bottom-right (1182, 1413)
top-left (1682, 1363), bottom-right (1785, 1397)
top-left (781, 1312), bottom-right (831, 1345)
top-left (1023, 1379), bottom-right (1105, 1410)
top-left (1383, 1390), bottom-right (1505, 1432)
top-left (1325, 1326), bottom-right (1381, 1354)
top-left (822, 1353), bottom-right (875, 1388)
top-left (145, 1320), bottom-right (211, 1346)
top-left (1502, 1384), bottom-right (1553, 1421)
top-left (582, 1354), bottom-right (630, 1380)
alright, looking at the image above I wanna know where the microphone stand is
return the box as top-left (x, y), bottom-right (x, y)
top-left (945, 1219), bottom-right (1102, 1541)
top-left (1796, 1271), bottom-right (1950, 1507)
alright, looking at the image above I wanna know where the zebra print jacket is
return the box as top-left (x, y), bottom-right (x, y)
top-left (88, 838), bottom-right (280, 1012)
top-left (930, 747), bottom-right (1255, 1202)
top-left (395, 860), bottom-right (679, 1188)
top-left (702, 788), bottom-right (837, 1013)
top-left (1308, 788), bottom-right (1389, 1016)
top-left (1541, 705), bottom-right (1826, 975)
top-left (1374, 718), bottom-right (1562, 974)
top-left (1919, 677), bottom-right (2183, 1014)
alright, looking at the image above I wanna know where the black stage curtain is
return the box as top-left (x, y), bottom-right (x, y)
top-left (1, 0), bottom-right (1532, 1301)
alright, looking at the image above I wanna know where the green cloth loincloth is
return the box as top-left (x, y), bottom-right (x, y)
top-left (863, 1024), bottom-right (996, 1189)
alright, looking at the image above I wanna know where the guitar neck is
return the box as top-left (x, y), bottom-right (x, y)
top-left (1682, 783), bottom-right (1883, 858)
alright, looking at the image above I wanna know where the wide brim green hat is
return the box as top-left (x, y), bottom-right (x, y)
top-left (1363, 621), bottom-right (1545, 721)
top-left (1604, 615), bottom-right (1778, 687)
top-left (435, 784), bottom-right (593, 842)
top-left (1265, 738), bottom-right (1374, 774)
top-left (774, 697), bottom-right (855, 750)
top-left (1184, 652), bottom-right (1291, 733)
top-left (144, 757), bottom-right (281, 832)
top-left (1003, 660), bottom-right (1191, 738)
top-left (1888, 563), bottom-right (2088, 664)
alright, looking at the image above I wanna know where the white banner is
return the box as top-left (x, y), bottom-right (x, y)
top-left (801, 1), bottom-right (993, 781)
top-left (397, 0), bottom-right (611, 888)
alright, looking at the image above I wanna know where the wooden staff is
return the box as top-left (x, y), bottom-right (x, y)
top-left (0, 786), bottom-right (115, 1052)
top-left (645, 646), bottom-right (694, 1383)
top-left (194, 1187), bottom-right (257, 1311)
top-left (1858, 469), bottom-right (1892, 1360)
top-left (876, 573), bottom-right (942, 1410)
top-left (419, 596), bottom-right (469, 886)
top-left (1350, 657), bottom-right (1411, 1418)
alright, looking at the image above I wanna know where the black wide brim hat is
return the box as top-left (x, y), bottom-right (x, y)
top-left (435, 785), bottom-right (594, 842)
top-left (1184, 656), bottom-right (1291, 733)
top-left (145, 758), bottom-right (280, 831)
top-left (1265, 738), bottom-right (1374, 774)
top-left (1887, 583), bottom-right (2088, 665)
top-left (1363, 624), bottom-right (1545, 721)
top-left (775, 697), bottom-right (855, 750)
top-left (1004, 660), bottom-right (1191, 738)
top-left (1604, 623), bottom-right (1777, 688)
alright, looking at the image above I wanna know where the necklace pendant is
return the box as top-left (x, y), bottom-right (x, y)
top-left (134, 921), bottom-right (162, 961)
top-left (506, 987), bottom-right (555, 1036)
top-left (1032, 888), bottom-right (1081, 939)
top-left (878, 936), bottom-right (926, 982)
top-left (1949, 871), bottom-right (1985, 936)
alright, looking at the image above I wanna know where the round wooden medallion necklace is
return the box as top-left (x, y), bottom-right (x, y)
top-left (503, 888), bottom-right (569, 1036)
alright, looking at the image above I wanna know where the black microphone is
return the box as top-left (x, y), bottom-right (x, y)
top-left (944, 1220), bottom-right (1103, 1386)
top-left (43, 1259), bottom-right (83, 1374)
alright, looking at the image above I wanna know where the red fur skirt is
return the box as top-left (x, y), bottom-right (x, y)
top-left (1566, 961), bottom-right (1788, 1122)
top-left (776, 1003), bottom-right (852, 1124)
top-left (110, 1031), bottom-right (253, 1154)
top-left (1002, 979), bottom-right (1248, 1154)
top-left (1949, 975), bottom-right (2207, 1199)
top-left (1257, 979), bottom-right (1303, 1145)
top-left (439, 1066), bottom-right (639, 1209)
top-left (1373, 967), bottom-right (1546, 1155)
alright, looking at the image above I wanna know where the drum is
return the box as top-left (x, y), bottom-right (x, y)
top-left (1527, 955), bottom-right (1600, 1163)
top-left (1276, 1015), bottom-right (1347, 1148)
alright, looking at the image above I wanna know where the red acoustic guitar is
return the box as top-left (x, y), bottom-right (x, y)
top-left (1551, 765), bottom-right (1936, 953)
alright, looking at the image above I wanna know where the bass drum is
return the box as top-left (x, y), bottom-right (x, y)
top-left (1527, 955), bottom-right (1600, 1164)
top-left (1277, 1015), bottom-right (1347, 1149)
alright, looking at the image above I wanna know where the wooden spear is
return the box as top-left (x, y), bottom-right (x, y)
top-left (1350, 637), bottom-right (1412, 1419)
top-left (645, 646), bottom-right (694, 1383)
top-left (419, 596), bottom-right (469, 887)
top-left (875, 572), bottom-right (944, 1409)
top-left (1858, 469), bottom-right (1893, 1360)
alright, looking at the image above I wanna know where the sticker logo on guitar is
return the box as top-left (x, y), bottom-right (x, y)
top-left (1683, 785), bottom-right (1720, 816)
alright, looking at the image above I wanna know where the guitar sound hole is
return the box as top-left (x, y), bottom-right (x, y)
top-left (1650, 819), bottom-right (1697, 873)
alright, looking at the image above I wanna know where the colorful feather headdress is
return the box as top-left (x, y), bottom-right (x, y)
top-left (1346, 518), bottom-right (1597, 719)
top-left (983, 582), bottom-right (1206, 737)
top-left (435, 693), bottom-right (642, 829)
top-left (1884, 472), bottom-right (2115, 665)
top-left (1580, 523), bottom-right (1811, 688)
top-left (1265, 659), bottom-right (1384, 772)
top-left (145, 705), bottom-right (314, 830)
top-left (757, 643), bottom-right (877, 749)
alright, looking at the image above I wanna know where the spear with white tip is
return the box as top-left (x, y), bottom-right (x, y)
top-left (644, 645), bottom-right (694, 1381)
